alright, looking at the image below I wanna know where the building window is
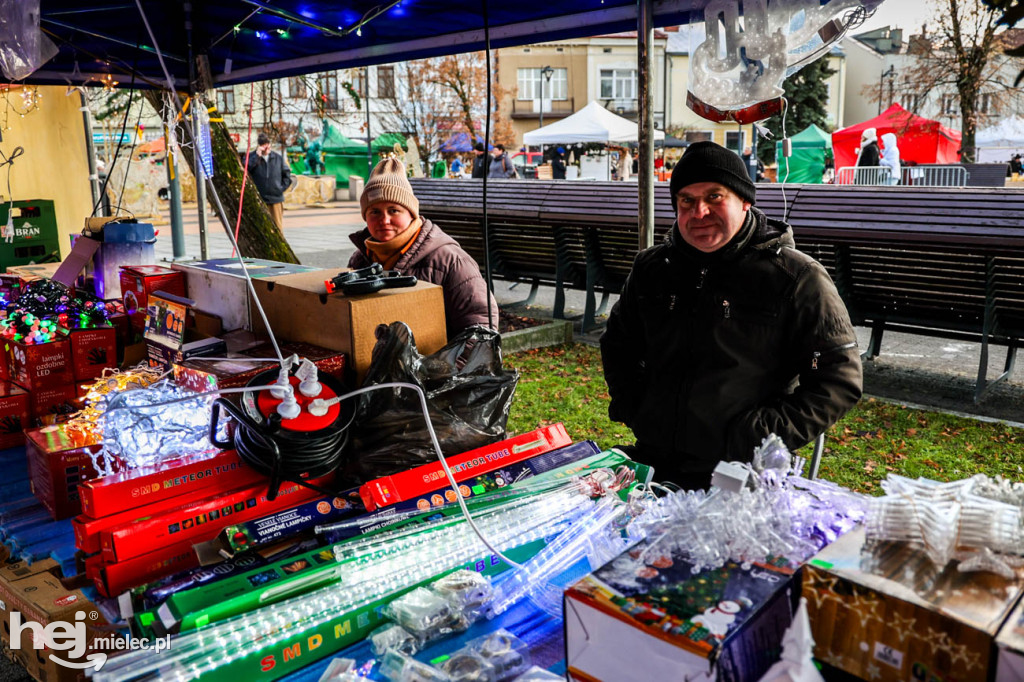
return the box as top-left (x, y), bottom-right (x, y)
top-left (942, 94), bottom-right (958, 116)
top-left (978, 92), bottom-right (993, 115)
top-left (725, 130), bottom-right (745, 153)
top-left (215, 88), bottom-right (235, 114)
top-left (318, 72), bottom-right (338, 109)
top-left (349, 69), bottom-right (365, 99)
top-left (904, 93), bottom-right (923, 112)
top-left (377, 65), bottom-right (396, 100)
top-left (684, 131), bottom-right (713, 143)
top-left (516, 68), bottom-right (567, 100)
top-left (600, 69), bottom-right (636, 100)
top-left (288, 77), bottom-right (306, 99)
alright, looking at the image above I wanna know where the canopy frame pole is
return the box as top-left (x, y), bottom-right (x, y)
top-left (637, 0), bottom-right (655, 250)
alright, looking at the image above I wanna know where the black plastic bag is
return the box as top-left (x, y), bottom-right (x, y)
top-left (347, 322), bottom-right (519, 481)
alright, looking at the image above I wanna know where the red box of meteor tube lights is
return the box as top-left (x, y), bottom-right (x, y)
top-left (358, 423), bottom-right (572, 511)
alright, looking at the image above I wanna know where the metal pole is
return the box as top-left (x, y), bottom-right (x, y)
top-left (194, 108), bottom-right (209, 260)
top-left (637, 0), bottom-right (654, 250)
top-left (365, 66), bottom-right (373, 174)
top-left (539, 73), bottom-right (545, 132)
top-left (165, 125), bottom-right (186, 259)
top-left (79, 92), bottom-right (101, 216)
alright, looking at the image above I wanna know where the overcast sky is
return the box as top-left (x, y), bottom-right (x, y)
top-left (858, 0), bottom-right (936, 34)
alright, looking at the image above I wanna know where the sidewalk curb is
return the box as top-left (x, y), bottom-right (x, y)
top-left (501, 320), bottom-right (574, 354)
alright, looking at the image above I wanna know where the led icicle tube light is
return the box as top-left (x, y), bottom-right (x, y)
top-left (95, 494), bottom-right (593, 681)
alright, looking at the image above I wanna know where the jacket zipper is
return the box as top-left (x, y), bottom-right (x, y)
top-left (811, 341), bottom-right (858, 370)
top-left (669, 295), bottom-right (676, 310)
top-left (722, 300), bottom-right (730, 319)
top-left (697, 267), bottom-right (708, 290)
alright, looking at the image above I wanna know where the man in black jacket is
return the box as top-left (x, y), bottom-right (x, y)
top-left (600, 142), bottom-right (862, 489)
top-left (471, 142), bottom-right (487, 179)
top-left (246, 133), bottom-right (292, 230)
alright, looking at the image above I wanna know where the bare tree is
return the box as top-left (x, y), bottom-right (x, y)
top-left (902, 0), bottom-right (1015, 161)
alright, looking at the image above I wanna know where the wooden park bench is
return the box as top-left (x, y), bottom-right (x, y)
top-left (785, 185), bottom-right (1024, 402)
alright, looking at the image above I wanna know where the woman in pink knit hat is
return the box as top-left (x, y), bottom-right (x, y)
top-left (348, 157), bottom-right (497, 337)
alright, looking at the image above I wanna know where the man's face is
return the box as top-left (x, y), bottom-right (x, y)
top-left (675, 182), bottom-right (751, 253)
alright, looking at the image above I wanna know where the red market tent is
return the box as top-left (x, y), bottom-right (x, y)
top-left (832, 103), bottom-right (961, 169)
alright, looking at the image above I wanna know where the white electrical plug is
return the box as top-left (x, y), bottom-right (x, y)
top-left (276, 386), bottom-right (301, 419)
top-left (270, 354), bottom-right (298, 399)
top-left (307, 395), bottom-right (343, 418)
top-left (295, 358), bottom-right (322, 398)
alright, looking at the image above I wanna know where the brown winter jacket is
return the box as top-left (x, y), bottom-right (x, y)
top-left (348, 217), bottom-right (497, 339)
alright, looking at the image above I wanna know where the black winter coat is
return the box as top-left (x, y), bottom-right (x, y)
top-left (246, 150), bottom-right (292, 204)
top-left (600, 208), bottom-right (862, 481)
top-left (857, 141), bottom-right (880, 167)
top-left (349, 218), bottom-right (498, 339)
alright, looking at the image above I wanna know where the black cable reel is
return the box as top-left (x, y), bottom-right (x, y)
top-left (209, 365), bottom-right (355, 500)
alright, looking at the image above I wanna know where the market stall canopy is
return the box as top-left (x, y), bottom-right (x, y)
top-left (523, 101), bottom-right (665, 145)
top-left (657, 134), bottom-right (688, 148)
top-left (372, 133), bottom-right (407, 151)
top-left (777, 123), bottom-right (831, 184)
top-left (321, 124), bottom-right (365, 153)
top-left (832, 104), bottom-right (961, 169)
top-left (31, 1), bottom-right (700, 88)
top-left (135, 137), bottom-right (165, 154)
top-left (976, 116), bottom-right (1024, 148)
top-left (439, 132), bottom-right (487, 153)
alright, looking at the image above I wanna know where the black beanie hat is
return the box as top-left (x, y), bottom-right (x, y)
top-left (670, 141), bottom-right (756, 206)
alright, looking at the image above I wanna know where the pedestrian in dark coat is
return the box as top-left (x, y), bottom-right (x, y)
top-left (552, 148), bottom-right (567, 180)
top-left (246, 132), bottom-right (292, 230)
top-left (856, 128), bottom-right (881, 167)
top-left (601, 141), bottom-right (862, 489)
top-left (348, 158), bottom-right (497, 337)
top-left (471, 143), bottom-right (488, 179)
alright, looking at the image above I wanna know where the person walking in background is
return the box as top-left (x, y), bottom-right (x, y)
top-left (854, 128), bottom-right (881, 184)
top-left (488, 144), bottom-right (517, 179)
top-left (246, 132), bottom-right (291, 230)
top-left (879, 132), bottom-right (901, 185)
top-left (471, 143), bottom-right (487, 179)
top-left (551, 147), bottom-right (567, 180)
top-left (1010, 154), bottom-right (1022, 178)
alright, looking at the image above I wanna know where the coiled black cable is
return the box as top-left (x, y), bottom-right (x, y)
top-left (209, 370), bottom-right (356, 500)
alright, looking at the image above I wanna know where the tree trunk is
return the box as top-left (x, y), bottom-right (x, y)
top-left (144, 90), bottom-right (300, 263)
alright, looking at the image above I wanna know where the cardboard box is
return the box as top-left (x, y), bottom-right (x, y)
top-left (146, 332), bottom-right (226, 371)
top-left (6, 262), bottom-right (64, 283)
top-left (0, 556), bottom-right (112, 682)
top-left (92, 541), bottom-right (200, 597)
top-left (65, 326), bottom-right (117, 381)
top-left (249, 271), bottom-right (446, 382)
top-left (997, 586), bottom-right (1024, 680)
top-left (79, 449), bottom-right (265, 520)
top-left (170, 258), bottom-right (322, 332)
top-left (565, 544), bottom-right (797, 682)
top-left (5, 333), bottom-right (75, 390)
top-left (804, 527), bottom-right (1024, 682)
top-left (25, 424), bottom-right (103, 520)
top-left (240, 340), bottom-right (347, 382)
top-left (0, 379), bottom-right (29, 449)
top-left (119, 265), bottom-right (186, 332)
top-left (28, 382), bottom-right (78, 427)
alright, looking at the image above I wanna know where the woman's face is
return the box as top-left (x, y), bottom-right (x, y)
top-left (366, 202), bottom-right (414, 242)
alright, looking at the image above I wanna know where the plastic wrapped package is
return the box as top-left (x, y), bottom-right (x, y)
top-left (686, 0), bottom-right (884, 123)
top-left (0, 0), bottom-right (58, 80)
top-left (462, 630), bottom-right (531, 682)
top-left (349, 322), bottom-right (518, 481)
top-left (512, 668), bottom-right (563, 681)
top-left (384, 587), bottom-right (464, 642)
top-left (439, 650), bottom-right (497, 682)
top-left (369, 624), bottom-right (419, 657)
top-left (430, 570), bottom-right (494, 625)
top-left (379, 651), bottom-right (450, 682)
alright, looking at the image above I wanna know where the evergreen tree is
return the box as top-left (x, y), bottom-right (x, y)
top-left (757, 58), bottom-right (837, 165)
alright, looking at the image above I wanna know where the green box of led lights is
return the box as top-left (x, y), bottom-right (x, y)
top-left (0, 200), bottom-right (61, 271)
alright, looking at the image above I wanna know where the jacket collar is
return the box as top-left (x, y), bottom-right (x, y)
top-left (668, 207), bottom-right (794, 263)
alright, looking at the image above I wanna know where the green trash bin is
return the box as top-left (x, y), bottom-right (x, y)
top-left (0, 200), bottom-right (61, 272)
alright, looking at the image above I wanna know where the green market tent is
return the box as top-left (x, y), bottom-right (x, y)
top-left (372, 133), bottom-right (408, 151)
top-left (288, 124), bottom-right (372, 188)
top-left (776, 124), bottom-right (832, 184)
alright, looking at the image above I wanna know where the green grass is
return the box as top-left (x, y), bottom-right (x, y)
top-left (505, 343), bottom-right (1024, 494)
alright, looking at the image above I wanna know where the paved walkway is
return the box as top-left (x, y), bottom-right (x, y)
top-left (151, 199), bottom-right (1024, 425)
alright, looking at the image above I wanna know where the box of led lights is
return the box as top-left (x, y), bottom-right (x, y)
top-left (565, 544), bottom-right (798, 682)
top-left (5, 331), bottom-right (74, 390)
top-left (25, 424), bottom-right (103, 520)
top-left (803, 526), bottom-right (1024, 682)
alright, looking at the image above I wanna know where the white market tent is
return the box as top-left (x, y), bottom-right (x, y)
top-left (523, 100), bottom-right (666, 145)
top-left (976, 116), bottom-right (1024, 162)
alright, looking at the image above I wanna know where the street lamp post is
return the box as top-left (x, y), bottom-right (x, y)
top-left (539, 65), bottom-right (554, 132)
top-left (878, 65), bottom-right (896, 114)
